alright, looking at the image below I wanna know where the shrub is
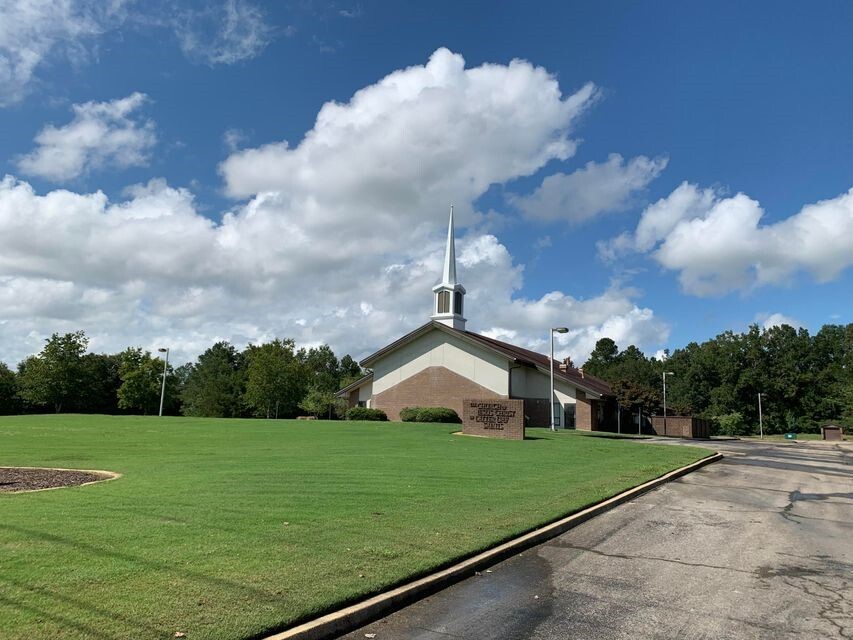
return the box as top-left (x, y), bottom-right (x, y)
top-left (400, 406), bottom-right (461, 423)
top-left (345, 407), bottom-right (387, 421)
top-left (715, 411), bottom-right (749, 436)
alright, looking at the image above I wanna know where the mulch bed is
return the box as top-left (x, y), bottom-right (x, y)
top-left (0, 467), bottom-right (114, 493)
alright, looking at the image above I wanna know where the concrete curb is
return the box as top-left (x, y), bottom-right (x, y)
top-left (265, 451), bottom-right (723, 640)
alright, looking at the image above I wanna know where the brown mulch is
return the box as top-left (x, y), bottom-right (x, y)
top-left (0, 467), bottom-right (114, 493)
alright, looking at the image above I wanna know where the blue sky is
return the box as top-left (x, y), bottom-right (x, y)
top-left (1, 0), bottom-right (851, 365)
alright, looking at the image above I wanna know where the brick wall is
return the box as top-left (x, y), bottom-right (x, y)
top-left (650, 416), bottom-right (710, 438)
top-left (576, 395), bottom-right (598, 431)
top-left (372, 366), bottom-right (505, 422)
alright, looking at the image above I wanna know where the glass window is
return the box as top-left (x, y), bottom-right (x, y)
top-left (357, 400), bottom-right (366, 408)
top-left (437, 291), bottom-right (450, 313)
top-left (564, 404), bottom-right (576, 429)
top-left (454, 291), bottom-right (463, 316)
top-left (553, 402), bottom-right (561, 427)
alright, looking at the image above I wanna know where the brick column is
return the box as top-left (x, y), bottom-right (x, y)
top-left (576, 396), bottom-right (598, 431)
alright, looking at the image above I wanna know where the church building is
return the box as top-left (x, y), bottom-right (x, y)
top-left (337, 208), bottom-right (612, 430)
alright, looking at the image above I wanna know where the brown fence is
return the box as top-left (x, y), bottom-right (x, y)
top-left (650, 416), bottom-right (711, 439)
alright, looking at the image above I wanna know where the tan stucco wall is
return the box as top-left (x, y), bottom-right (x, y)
top-left (371, 329), bottom-right (510, 397)
top-left (511, 367), bottom-right (577, 404)
top-left (358, 383), bottom-right (372, 405)
top-left (510, 366), bottom-right (580, 428)
top-left (345, 381), bottom-right (374, 408)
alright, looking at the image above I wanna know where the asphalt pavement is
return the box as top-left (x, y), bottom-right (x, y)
top-left (341, 438), bottom-right (852, 640)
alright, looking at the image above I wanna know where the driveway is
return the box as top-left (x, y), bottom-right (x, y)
top-left (342, 439), bottom-right (852, 639)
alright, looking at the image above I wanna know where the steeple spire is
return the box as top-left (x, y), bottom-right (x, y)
top-left (431, 205), bottom-right (466, 330)
top-left (442, 205), bottom-right (457, 286)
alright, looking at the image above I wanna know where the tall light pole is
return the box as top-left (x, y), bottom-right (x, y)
top-left (550, 327), bottom-right (569, 431)
top-left (663, 371), bottom-right (674, 433)
top-left (617, 402), bottom-right (621, 435)
top-left (157, 347), bottom-right (169, 418)
top-left (758, 392), bottom-right (764, 439)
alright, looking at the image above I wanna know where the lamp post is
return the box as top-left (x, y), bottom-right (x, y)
top-left (157, 347), bottom-right (169, 418)
top-left (663, 371), bottom-right (674, 433)
top-left (550, 327), bottom-right (569, 431)
top-left (758, 392), bottom-right (764, 439)
top-left (617, 402), bottom-right (621, 435)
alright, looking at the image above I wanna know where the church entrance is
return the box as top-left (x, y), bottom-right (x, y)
top-left (564, 404), bottom-right (576, 429)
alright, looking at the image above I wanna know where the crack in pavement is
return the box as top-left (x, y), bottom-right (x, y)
top-left (545, 541), bottom-right (756, 576)
top-left (781, 489), bottom-right (853, 524)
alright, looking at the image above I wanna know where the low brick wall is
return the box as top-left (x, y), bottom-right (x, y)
top-left (650, 416), bottom-right (711, 439)
top-left (372, 366), bottom-right (504, 422)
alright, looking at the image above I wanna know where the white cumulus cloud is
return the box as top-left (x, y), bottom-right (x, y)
top-left (16, 92), bottom-right (156, 182)
top-left (599, 182), bottom-right (853, 296)
top-left (512, 153), bottom-right (668, 223)
top-left (757, 312), bottom-right (804, 331)
top-left (0, 49), bottom-right (669, 367)
top-left (220, 47), bottom-right (600, 218)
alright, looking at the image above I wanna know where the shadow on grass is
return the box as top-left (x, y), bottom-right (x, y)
top-left (0, 521), bottom-right (285, 602)
top-left (560, 429), bottom-right (650, 440)
top-left (0, 591), bottom-right (116, 640)
top-left (0, 575), bottom-right (166, 638)
top-left (0, 520), bottom-right (305, 638)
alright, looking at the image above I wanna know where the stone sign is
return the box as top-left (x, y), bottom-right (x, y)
top-left (462, 398), bottom-right (525, 440)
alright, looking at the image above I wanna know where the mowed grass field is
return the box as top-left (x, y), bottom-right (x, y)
top-left (0, 415), bottom-right (712, 640)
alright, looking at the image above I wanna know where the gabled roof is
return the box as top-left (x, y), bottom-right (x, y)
top-left (461, 330), bottom-right (612, 397)
top-left (357, 320), bottom-right (611, 398)
top-left (335, 371), bottom-right (374, 397)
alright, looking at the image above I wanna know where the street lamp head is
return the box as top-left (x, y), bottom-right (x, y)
top-left (157, 347), bottom-right (168, 353)
top-left (665, 371), bottom-right (675, 376)
top-left (552, 327), bottom-right (569, 334)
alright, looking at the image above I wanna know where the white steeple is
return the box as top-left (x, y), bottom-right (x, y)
top-left (431, 205), bottom-right (466, 330)
top-left (442, 204), bottom-right (457, 286)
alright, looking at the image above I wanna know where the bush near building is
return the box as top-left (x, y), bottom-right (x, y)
top-left (346, 407), bottom-right (388, 421)
top-left (400, 406), bottom-right (461, 423)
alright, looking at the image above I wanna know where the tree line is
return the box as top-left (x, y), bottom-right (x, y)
top-left (0, 331), bottom-right (363, 419)
top-left (2, 323), bottom-right (850, 433)
top-left (582, 323), bottom-right (852, 435)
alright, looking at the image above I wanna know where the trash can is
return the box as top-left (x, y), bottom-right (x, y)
top-left (784, 432), bottom-right (797, 440)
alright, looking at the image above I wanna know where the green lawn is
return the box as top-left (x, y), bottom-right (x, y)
top-left (0, 415), bottom-right (712, 640)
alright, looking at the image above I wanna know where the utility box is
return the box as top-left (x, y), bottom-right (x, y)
top-left (821, 425), bottom-right (844, 441)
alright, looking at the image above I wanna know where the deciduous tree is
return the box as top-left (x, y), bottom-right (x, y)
top-left (17, 331), bottom-right (88, 413)
top-left (244, 339), bottom-right (304, 418)
top-left (0, 362), bottom-right (18, 415)
top-left (181, 342), bottom-right (246, 417)
top-left (118, 348), bottom-right (168, 415)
